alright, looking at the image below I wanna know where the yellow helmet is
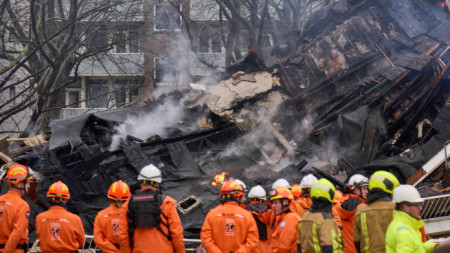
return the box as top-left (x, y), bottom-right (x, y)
top-left (368, 171), bottom-right (399, 194)
top-left (310, 178), bottom-right (336, 203)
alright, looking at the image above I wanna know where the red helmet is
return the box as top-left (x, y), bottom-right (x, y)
top-left (47, 181), bottom-right (70, 200)
top-left (107, 180), bottom-right (131, 201)
top-left (6, 164), bottom-right (32, 184)
top-left (219, 180), bottom-right (243, 197)
top-left (269, 187), bottom-right (294, 202)
top-left (291, 184), bottom-right (302, 198)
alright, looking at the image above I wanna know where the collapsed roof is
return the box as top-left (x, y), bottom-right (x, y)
top-left (1, 0), bottom-right (450, 241)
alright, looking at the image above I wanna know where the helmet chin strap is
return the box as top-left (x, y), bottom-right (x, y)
top-left (281, 200), bottom-right (290, 212)
top-left (12, 181), bottom-right (28, 195)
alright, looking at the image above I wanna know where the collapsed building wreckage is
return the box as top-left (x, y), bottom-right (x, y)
top-left (0, 0), bottom-right (450, 242)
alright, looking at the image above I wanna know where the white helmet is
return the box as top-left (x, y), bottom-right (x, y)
top-left (272, 179), bottom-right (291, 189)
top-left (248, 185), bottom-right (267, 200)
top-left (348, 174), bottom-right (369, 189)
top-left (137, 164), bottom-right (162, 183)
top-left (234, 179), bottom-right (248, 192)
top-left (300, 174), bottom-right (318, 188)
top-left (393, 185), bottom-right (423, 203)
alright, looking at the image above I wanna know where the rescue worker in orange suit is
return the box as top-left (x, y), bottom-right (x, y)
top-left (269, 187), bottom-right (301, 253)
top-left (252, 178), bottom-right (297, 238)
top-left (0, 164), bottom-right (32, 253)
top-left (234, 178), bottom-right (249, 209)
top-left (201, 179), bottom-right (258, 253)
top-left (290, 184), bottom-right (302, 199)
top-left (333, 190), bottom-right (344, 206)
top-left (336, 174), bottom-right (368, 253)
top-left (297, 178), bottom-right (344, 253)
top-left (246, 185), bottom-right (271, 253)
top-left (296, 174), bottom-right (316, 217)
top-left (270, 179), bottom-right (305, 219)
top-left (353, 171), bottom-right (399, 253)
top-left (35, 181), bottom-right (85, 252)
top-left (296, 174), bottom-right (342, 228)
top-left (94, 180), bottom-right (131, 253)
top-left (118, 164), bottom-right (185, 253)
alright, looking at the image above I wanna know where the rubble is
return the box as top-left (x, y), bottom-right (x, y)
top-left (0, 0), bottom-right (449, 241)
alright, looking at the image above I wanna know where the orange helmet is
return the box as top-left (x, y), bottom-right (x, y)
top-left (219, 180), bottom-right (243, 197)
top-left (47, 181), bottom-right (70, 200)
top-left (291, 184), bottom-right (302, 198)
top-left (269, 187), bottom-right (294, 202)
top-left (107, 180), bottom-right (131, 201)
top-left (6, 164), bottom-right (32, 184)
top-left (333, 190), bottom-right (344, 204)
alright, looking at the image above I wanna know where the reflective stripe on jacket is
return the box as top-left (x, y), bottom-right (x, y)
top-left (35, 205), bottom-right (85, 253)
top-left (385, 211), bottom-right (436, 253)
top-left (118, 194), bottom-right (185, 253)
top-left (0, 190), bottom-right (30, 253)
top-left (298, 211), bottom-right (344, 253)
top-left (94, 203), bottom-right (127, 253)
top-left (353, 200), bottom-right (395, 253)
top-left (272, 211), bottom-right (300, 253)
top-left (201, 201), bottom-right (258, 253)
top-left (296, 196), bottom-right (342, 227)
top-left (336, 194), bottom-right (365, 253)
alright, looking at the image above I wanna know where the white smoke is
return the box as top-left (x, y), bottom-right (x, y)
top-left (109, 33), bottom-right (222, 151)
top-left (109, 98), bottom-right (185, 151)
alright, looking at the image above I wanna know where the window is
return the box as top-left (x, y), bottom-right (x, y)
top-left (87, 79), bottom-right (108, 108)
top-left (114, 25), bottom-right (139, 53)
top-left (154, 57), bottom-right (179, 84)
top-left (198, 30), bottom-right (223, 53)
top-left (199, 31), bottom-right (209, 53)
top-left (115, 32), bottom-right (127, 53)
top-left (211, 35), bottom-right (223, 53)
top-left (86, 27), bottom-right (109, 51)
top-left (114, 78), bottom-right (142, 107)
top-left (129, 30), bottom-right (139, 53)
top-left (130, 87), bottom-right (139, 102)
top-left (155, 4), bottom-right (181, 31)
top-left (65, 79), bottom-right (82, 108)
top-left (68, 91), bottom-right (80, 108)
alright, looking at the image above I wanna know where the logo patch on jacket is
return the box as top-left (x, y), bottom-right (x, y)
top-left (50, 223), bottom-right (61, 240)
top-left (280, 221), bottom-right (286, 228)
top-left (112, 219), bottom-right (120, 235)
top-left (225, 219), bottom-right (235, 236)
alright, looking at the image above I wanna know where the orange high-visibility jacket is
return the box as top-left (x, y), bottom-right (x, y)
top-left (35, 205), bottom-right (85, 253)
top-left (295, 197), bottom-right (312, 217)
top-left (201, 201), bottom-right (258, 253)
top-left (256, 208), bottom-right (276, 228)
top-left (94, 203), bottom-right (128, 253)
top-left (271, 211), bottom-right (301, 253)
top-left (118, 194), bottom-right (185, 253)
top-left (247, 201), bottom-right (271, 253)
top-left (0, 190), bottom-right (30, 253)
top-left (296, 196), bottom-right (342, 227)
top-left (336, 194), bottom-right (365, 253)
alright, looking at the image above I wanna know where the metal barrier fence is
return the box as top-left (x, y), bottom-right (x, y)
top-left (30, 235), bottom-right (205, 253)
top-left (421, 193), bottom-right (450, 220)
